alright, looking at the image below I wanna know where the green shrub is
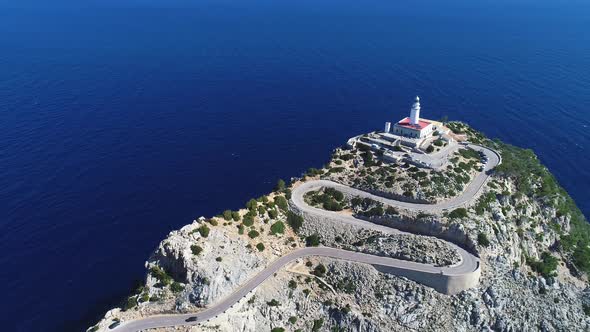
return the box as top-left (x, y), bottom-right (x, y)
top-left (313, 264), bottom-right (327, 277)
top-left (207, 218), bottom-right (218, 226)
top-left (238, 224), bottom-right (245, 235)
top-left (123, 296), bottom-right (138, 311)
top-left (288, 316), bottom-right (297, 324)
top-left (275, 179), bottom-right (287, 191)
top-left (306, 234), bottom-right (320, 247)
top-left (243, 212), bottom-right (255, 227)
top-left (248, 230), bottom-right (260, 238)
top-left (271, 328), bottom-right (285, 332)
top-left (526, 252), bottom-right (558, 278)
top-left (256, 243), bottom-right (265, 251)
top-left (170, 281), bottom-right (184, 293)
top-left (139, 292), bottom-right (149, 303)
top-left (385, 206), bottom-right (398, 215)
top-left (287, 211), bottom-right (304, 233)
top-left (191, 245), bottom-right (203, 255)
top-left (267, 299), bottom-right (280, 306)
top-left (270, 221), bottom-right (285, 235)
top-left (322, 199), bottom-right (343, 211)
top-left (329, 167), bottom-right (345, 173)
top-left (232, 211), bottom-right (241, 221)
top-left (448, 208), bottom-right (468, 219)
top-left (223, 210), bottom-right (233, 221)
top-left (288, 280), bottom-right (297, 289)
top-left (216, 256), bottom-right (222, 262)
top-left (275, 196), bottom-right (288, 211)
top-left (306, 168), bottom-right (323, 176)
top-left (246, 198), bottom-right (258, 211)
top-left (361, 205), bottom-right (384, 217)
top-left (268, 208), bottom-right (279, 219)
top-left (477, 233), bottom-right (490, 247)
top-left (150, 266), bottom-right (172, 286)
top-left (312, 318), bottom-right (324, 332)
top-left (198, 225), bottom-right (210, 237)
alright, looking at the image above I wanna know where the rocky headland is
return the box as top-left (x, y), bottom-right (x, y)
top-left (90, 122), bottom-right (590, 332)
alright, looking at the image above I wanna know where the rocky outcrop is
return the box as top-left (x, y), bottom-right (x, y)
top-left (359, 234), bottom-right (461, 267)
top-left (147, 219), bottom-right (267, 307)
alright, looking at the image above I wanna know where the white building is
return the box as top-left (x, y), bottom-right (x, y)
top-left (391, 96), bottom-right (434, 139)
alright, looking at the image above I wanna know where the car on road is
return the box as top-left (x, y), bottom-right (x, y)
top-left (185, 316), bottom-right (198, 322)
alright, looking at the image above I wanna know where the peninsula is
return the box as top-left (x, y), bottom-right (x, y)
top-left (90, 97), bottom-right (590, 332)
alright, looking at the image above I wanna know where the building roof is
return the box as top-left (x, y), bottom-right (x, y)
top-left (395, 117), bottom-right (432, 131)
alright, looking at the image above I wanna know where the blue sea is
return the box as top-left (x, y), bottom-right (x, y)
top-left (0, 0), bottom-right (589, 331)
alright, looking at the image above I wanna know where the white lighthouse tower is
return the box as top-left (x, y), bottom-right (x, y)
top-left (409, 96), bottom-right (421, 125)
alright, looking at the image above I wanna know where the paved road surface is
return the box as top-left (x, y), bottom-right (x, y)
top-left (108, 144), bottom-right (499, 332)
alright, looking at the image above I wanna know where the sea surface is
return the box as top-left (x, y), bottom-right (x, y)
top-left (0, 0), bottom-right (589, 331)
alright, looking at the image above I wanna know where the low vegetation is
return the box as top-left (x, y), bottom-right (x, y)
top-left (150, 266), bottom-right (172, 286)
top-left (306, 234), bottom-right (320, 247)
top-left (477, 232), bottom-right (490, 247)
top-left (256, 243), bottom-right (265, 251)
top-left (287, 211), bottom-right (303, 233)
top-left (448, 208), bottom-right (468, 219)
top-left (305, 187), bottom-right (346, 211)
top-left (270, 221), bottom-right (285, 235)
top-left (191, 244), bottom-right (203, 255)
top-left (526, 252), bottom-right (558, 278)
top-left (491, 139), bottom-right (590, 275)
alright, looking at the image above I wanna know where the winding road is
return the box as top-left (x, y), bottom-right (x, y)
top-left (109, 144), bottom-right (500, 332)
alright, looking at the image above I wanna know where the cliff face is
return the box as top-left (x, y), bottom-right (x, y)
top-left (90, 123), bottom-right (590, 332)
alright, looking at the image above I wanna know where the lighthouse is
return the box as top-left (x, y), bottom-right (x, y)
top-left (392, 96), bottom-right (434, 139)
top-left (409, 96), bottom-right (421, 125)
